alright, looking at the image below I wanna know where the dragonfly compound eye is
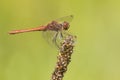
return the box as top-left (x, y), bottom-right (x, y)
top-left (63, 21), bottom-right (69, 30)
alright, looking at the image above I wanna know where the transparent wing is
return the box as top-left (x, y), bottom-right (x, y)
top-left (42, 30), bottom-right (60, 48)
top-left (42, 30), bottom-right (55, 44)
top-left (54, 15), bottom-right (74, 23)
top-left (42, 30), bottom-right (70, 48)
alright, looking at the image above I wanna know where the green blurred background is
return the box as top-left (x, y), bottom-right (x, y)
top-left (0, 0), bottom-right (120, 80)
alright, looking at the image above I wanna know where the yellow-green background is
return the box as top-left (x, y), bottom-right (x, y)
top-left (0, 0), bottom-right (120, 80)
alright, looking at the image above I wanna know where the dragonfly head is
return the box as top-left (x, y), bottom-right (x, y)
top-left (62, 21), bottom-right (70, 30)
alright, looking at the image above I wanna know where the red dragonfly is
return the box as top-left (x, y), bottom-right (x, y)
top-left (9, 15), bottom-right (73, 47)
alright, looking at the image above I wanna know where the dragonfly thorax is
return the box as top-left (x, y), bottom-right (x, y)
top-left (46, 21), bottom-right (69, 31)
top-left (46, 21), bottom-right (62, 31)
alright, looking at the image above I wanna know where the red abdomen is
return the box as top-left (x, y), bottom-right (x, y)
top-left (9, 26), bottom-right (47, 34)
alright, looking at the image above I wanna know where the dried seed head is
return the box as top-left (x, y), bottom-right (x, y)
top-left (51, 35), bottom-right (76, 80)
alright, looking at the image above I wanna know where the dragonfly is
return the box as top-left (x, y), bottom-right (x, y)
top-left (9, 15), bottom-right (73, 48)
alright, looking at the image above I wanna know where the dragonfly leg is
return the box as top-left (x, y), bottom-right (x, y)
top-left (58, 31), bottom-right (65, 41)
top-left (52, 32), bottom-right (60, 48)
top-left (60, 31), bottom-right (63, 39)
